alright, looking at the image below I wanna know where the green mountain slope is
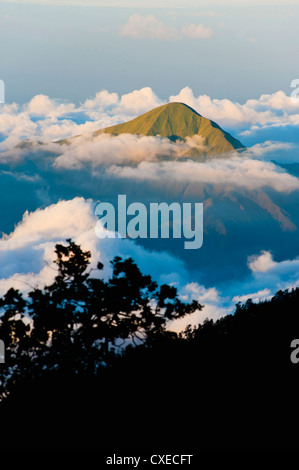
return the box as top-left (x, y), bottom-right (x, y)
top-left (94, 102), bottom-right (244, 156)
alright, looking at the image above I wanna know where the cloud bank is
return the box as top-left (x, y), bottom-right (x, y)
top-left (105, 157), bottom-right (299, 193)
top-left (1, 86), bottom-right (299, 156)
top-left (0, 197), bottom-right (189, 294)
top-left (1, 198), bottom-right (299, 332)
top-left (120, 14), bottom-right (212, 40)
top-left (120, 14), bottom-right (179, 41)
top-left (53, 134), bottom-right (183, 169)
top-left (1, 86), bottom-right (299, 196)
top-left (0, 197), bottom-right (220, 329)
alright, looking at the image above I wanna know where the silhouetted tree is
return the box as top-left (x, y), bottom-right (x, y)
top-left (0, 239), bottom-right (201, 399)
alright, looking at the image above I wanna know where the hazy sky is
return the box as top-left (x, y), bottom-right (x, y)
top-left (2, 1), bottom-right (299, 5)
top-left (0, 1), bottom-right (298, 103)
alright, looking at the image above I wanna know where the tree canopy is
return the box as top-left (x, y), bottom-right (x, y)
top-left (0, 239), bottom-right (201, 399)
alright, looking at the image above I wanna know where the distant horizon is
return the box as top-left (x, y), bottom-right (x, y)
top-left (2, 1), bottom-right (298, 6)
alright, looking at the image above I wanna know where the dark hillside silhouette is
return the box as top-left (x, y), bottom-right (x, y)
top-left (0, 241), bottom-right (299, 449)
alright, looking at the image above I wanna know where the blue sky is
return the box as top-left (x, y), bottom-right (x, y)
top-left (0, 1), bottom-right (298, 104)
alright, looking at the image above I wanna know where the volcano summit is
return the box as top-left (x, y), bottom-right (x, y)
top-left (93, 102), bottom-right (245, 157)
top-left (62, 102), bottom-right (245, 160)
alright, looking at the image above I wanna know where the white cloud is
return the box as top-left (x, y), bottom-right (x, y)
top-left (26, 94), bottom-right (76, 118)
top-left (248, 250), bottom-right (299, 282)
top-left (116, 87), bottom-right (163, 115)
top-left (106, 158), bottom-right (299, 193)
top-left (169, 87), bottom-right (272, 128)
top-left (2, 86), bottom-right (299, 167)
top-left (0, 198), bottom-right (189, 298)
top-left (0, 197), bottom-right (235, 330)
top-left (169, 281), bottom-right (232, 331)
top-left (248, 251), bottom-right (277, 273)
top-left (53, 134), bottom-right (181, 170)
top-left (169, 303), bottom-right (231, 333)
top-left (49, 127), bottom-right (299, 196)
top-left (0, 88), bottom-right (164, 158)
top-left (119, 15), bottom-right (213, 41)
top-left (181, 282), bottom-right (220, 303)
top-left (254, 90), bottom-right (299, 112)
top-left (182, 23), bottom-right (212, 39)
top-left (84, 90), bottom-right (119, 111)
top-left (238, 250), bottom-right (299, 301)
top-left (50, 131), bottom-right (299, 195)
top-left (169, 87), bottom-right (299, 130)
top-left (243, 141), bottom-right (293, 157)
top-left (233, 288), bottom-right (272, 303)
top-left (1, 198), bottom-right (299, 332)
top-left (119, 14), bottom-right (178, 41)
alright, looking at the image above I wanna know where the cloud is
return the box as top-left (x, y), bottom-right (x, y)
top-left (0, 197), bottom-right (189, 296)
top-left (2, 86), bottom-right (299, 167)
top-left (248, 251), bottom-right (277, 273)
top-left (0, 88), bottom-right (292, 135)
top-left (0, 87), bottom-right (164, 160)
top-left (169, 88), bottom-right (273, 129)
top-left (49, 126), bottom-right (299, 195)
top-left (248, 250), bottom-right (299, 282)
top-left (105, 157), bottom-right (299, 193)
top-left (120, 15), bottom-right (213, 41)
top-left (232, 288), bottom-right (271, 304)
top-left (119, 14), bottom-right (179, 41)
top-left (26, 94), bottom-right (76, 118)
top-left (169, 87), bottom-right (299, 131)
top-left (84, 90), bottom-right (119, 111)
top-left (0, 196), bottom-right (245, 332)
top-left (83, 87), bottom-right (163, 121)
top-left (182, 23), bottom-right (212, 39)
top-left (53, 134), bottom-right (182, 170)
top-left (1, 198), bottom-right (299, 332)
top-left (0, 197), bottom-right (233, 329)
top-left (116, 87), bottom-right (162, 116)
top-left (206, 249), bottom-right (299, 313)
top-left (50, 130), bottom-right (299, 195)
top-left (170, 282), bottom-right (231, 332)
top-left (242, 141), bottom-right (293, 158)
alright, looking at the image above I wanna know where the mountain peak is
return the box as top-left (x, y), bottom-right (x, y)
top-left (94, 102), bottom-right (244, 155)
